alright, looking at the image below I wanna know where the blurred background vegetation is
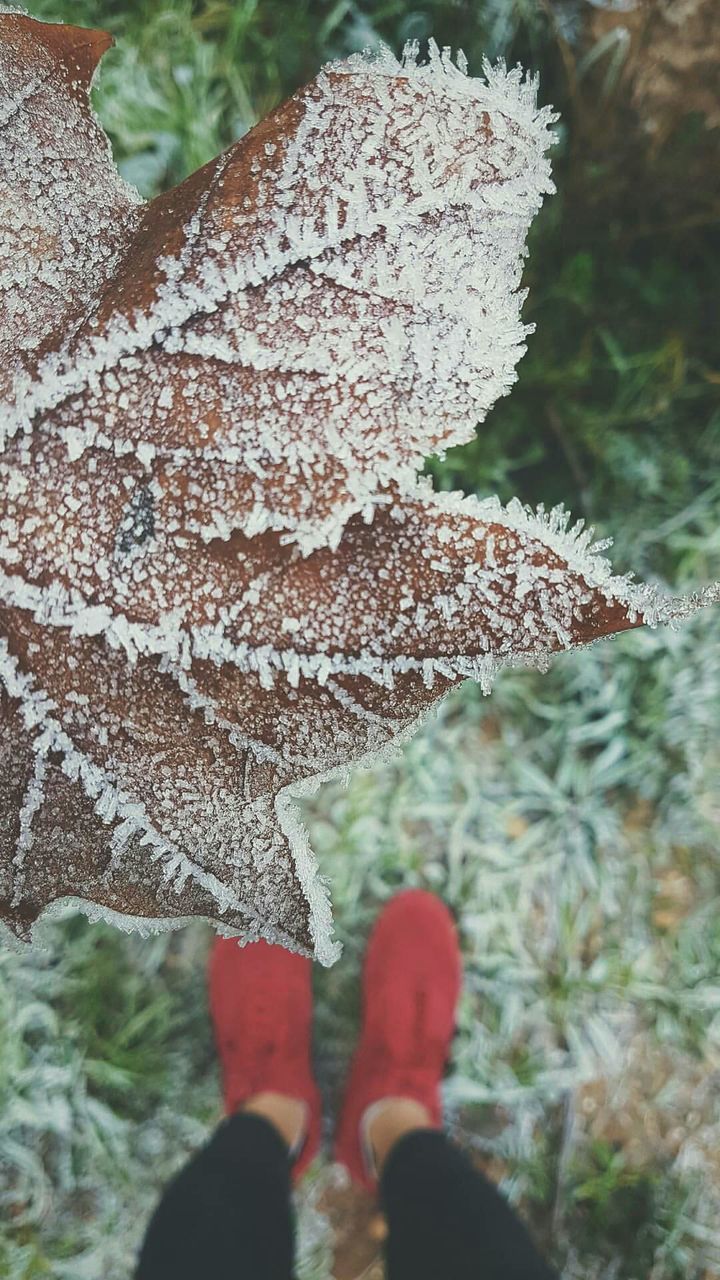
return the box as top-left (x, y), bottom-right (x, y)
top-left (1, 1), bottom-right (719, 1277)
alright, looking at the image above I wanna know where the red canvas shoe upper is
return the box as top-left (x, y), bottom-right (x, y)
top-left (208, 937), bottom-right (321, 1182)
top-left (335, 889), bottom-right (462, 1192)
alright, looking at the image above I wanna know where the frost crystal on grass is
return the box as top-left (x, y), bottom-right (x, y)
top-left (0, 15), bottom-right (717, 961)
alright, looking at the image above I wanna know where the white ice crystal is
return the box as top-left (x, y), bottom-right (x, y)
top-left (0, 15), bottom-right (717, 961)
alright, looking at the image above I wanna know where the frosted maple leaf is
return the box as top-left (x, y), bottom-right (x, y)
top-left (0, 16), bottom-right (717, 962)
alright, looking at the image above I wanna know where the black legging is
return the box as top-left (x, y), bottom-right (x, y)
top-left (136, 1113), bottom-right (558, 1280)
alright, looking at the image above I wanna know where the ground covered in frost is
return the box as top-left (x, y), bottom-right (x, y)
top-left (1, 1), bottom-right (719, 1278)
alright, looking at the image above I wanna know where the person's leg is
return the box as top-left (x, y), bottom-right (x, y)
top-left (208, 938), bottom-right (322, 1184)
top-left (335, 890), bottom-right (557, 1278)
top-left (379, 1127), bottom-right (559, 1280)
top-left (335, 890), bottom-right (462, 1192)
top-left (135, 1111), bottom-right (296, 1280)
top-left (136, 936), bottom-right (322, 1279)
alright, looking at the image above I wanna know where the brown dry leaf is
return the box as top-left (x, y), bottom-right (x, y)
top-left (577, 1033), bottom-right (720, 1175)
top-left (0, 16), bottom-right (717, 960)
top-left (588, 0), bottom-right (720, 135)
top-left (505, 813), bottom-right (530, 840)
top-left (317, 1177), bottom-right (386, 1280)
top-left (652, 865), bottom-right (696, 930)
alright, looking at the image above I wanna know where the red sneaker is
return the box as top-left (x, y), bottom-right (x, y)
top-left (334, 890), bottom-right (462, 1192)
top-left (208, 937), bottom-right (321, 1182)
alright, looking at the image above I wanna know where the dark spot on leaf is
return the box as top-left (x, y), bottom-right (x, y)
top-left (116, 485), bottom-right (155, 556)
